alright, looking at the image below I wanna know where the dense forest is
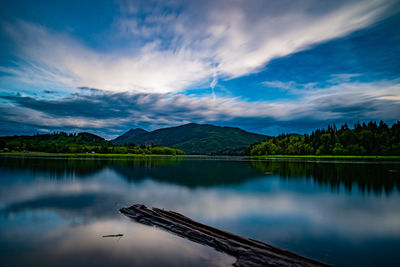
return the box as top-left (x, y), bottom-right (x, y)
top-left (0, 132), bottom-right (184, 155)
top-left (1, 120), bottom-right (399, 156)
top-left (247, 121), bottom-right (400, 156)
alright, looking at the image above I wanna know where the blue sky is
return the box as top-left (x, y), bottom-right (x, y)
top-left (0, 0), bottom-right (399, 138)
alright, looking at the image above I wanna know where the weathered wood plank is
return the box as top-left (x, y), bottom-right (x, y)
top-left (120, 204), bottom-right (330, 267)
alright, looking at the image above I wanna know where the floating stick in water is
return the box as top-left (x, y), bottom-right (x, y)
top-left (102, 234), bottom-right (123, 238)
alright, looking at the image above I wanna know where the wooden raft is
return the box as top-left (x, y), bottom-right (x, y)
top-left (120, 204), bottom-right (330, 267)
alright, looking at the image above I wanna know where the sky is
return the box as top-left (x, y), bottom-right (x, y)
top-left (0, 0), bottom-right (399, 139)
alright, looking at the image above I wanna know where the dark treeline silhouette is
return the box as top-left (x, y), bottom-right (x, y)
top-left (247, 120), bottom-right (400, 156)
top-left (0, 132), bottom-right (184, 155)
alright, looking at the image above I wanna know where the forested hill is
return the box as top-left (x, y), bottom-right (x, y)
top-left (0, 132), bottom-right (109, 151)
top-left (247, 121), bottom-right (400, 156)
top-left (0, 132), bottom-right (184, 155)
top-left (113, 123), bottom-right (267, 155)
top-left (113, 128), bottom-right (148, 144)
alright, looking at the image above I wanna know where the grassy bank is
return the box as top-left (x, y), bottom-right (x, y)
top-left (2, 152), bottom-right (399, 159)
top-left (247, 155), bottom-right (400, 159)
top-left (0, 152), bottom-right (207, 158)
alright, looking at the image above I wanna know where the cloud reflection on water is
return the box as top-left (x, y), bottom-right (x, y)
top-left (1, 157), bottom-right (400, 266)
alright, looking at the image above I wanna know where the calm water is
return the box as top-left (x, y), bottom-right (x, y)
top-left (0, 156), bottom-right (400, 266)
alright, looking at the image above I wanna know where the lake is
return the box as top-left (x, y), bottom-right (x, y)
top-left (0, 156), bottom-right (399, 266)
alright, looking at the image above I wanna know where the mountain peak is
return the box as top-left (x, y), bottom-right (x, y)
top-left (128, 128), bottom-right (148, 133)
top-left (112, 123), bottom-right (267, 155)
top-left (112, 128), bottom-right (148, 144)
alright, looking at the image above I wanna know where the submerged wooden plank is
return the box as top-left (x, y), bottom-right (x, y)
top-left (120, 204), bottom-right (330, 267)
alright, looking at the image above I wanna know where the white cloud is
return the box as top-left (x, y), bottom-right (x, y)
top-left (2, 79), bottom-right (399, 137)
top-left (178, 0), bottom-right (396, 78)
top-left (2, 21), bottom-right (212, 94)
top-left (2, 170), bottom-right (400, 237)
top-left (1, 0), bottom-right (397, 94)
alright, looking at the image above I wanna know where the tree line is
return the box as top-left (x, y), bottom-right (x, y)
top-left (247, 120), bottom-right (400, 156)
top-left (0, 132), bottom-right (184, 155)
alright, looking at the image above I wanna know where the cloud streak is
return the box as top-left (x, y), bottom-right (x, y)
top-left (1, 0), bottom-right (397, 94)
top-left (1, 79), bottom-right (399, 137)
top-left (0, 0), bottom-right (399, 136)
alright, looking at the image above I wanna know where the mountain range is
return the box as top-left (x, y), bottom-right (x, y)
top-left (112, 123), bottom-right (267, 155)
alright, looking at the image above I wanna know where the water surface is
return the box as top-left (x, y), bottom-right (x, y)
top-left (0, 156), bottom-right (399, 266)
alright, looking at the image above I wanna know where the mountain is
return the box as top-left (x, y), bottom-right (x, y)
top-left (112, 128), bottom-right (148, 145)
top-left (112, 123), bottom-right (267, 155)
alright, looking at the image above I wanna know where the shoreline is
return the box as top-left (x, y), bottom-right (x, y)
top-left (1, 152), bottom-right (399, 160)
top-left (0, 152), bottom-right (207, 158)
top-left (246, 155), bottom-right (400, 159)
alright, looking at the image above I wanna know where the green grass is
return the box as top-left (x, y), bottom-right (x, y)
top-left (247, 155), bottom-right (400, 159)
top-left (0, 152), bottom-right (208, 158)
top-left (2, 152), bottom-right (399, 159)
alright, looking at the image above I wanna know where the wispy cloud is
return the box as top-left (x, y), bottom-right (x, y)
top-left (1, 79), bottom-right (399, 137)
top-left (0, 0), bottom-right (399, 136)
top-left (262, 73), bottom-right (362, 93)
top-left (1, 0), bottom-right (397, 94)
top-left (262, 80), bottom-right (317, 92)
